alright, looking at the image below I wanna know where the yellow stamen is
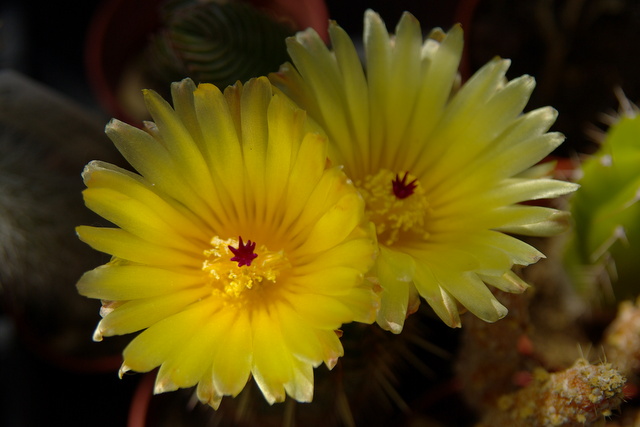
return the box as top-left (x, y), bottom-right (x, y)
top-left (203, 236), bottom-right (290, 299)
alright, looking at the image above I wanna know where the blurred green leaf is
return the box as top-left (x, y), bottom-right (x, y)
top-left (565, 114), bottom-right (640, 302)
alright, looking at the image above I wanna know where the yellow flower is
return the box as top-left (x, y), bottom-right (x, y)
top-left (270, 10), bottom-right (578, 332)
top-left (76, 77), bottom-right (378, 407)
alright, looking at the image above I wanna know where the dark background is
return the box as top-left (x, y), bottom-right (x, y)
top-left (1, 0), bottom-right (639, 425)
top-left (0, 2), bottom-right (462, 426)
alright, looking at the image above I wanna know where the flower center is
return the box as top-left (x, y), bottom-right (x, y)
top-left (357, 169), bottom-right (431, 246)
top-left (202, 236), bottom-right (289, 298)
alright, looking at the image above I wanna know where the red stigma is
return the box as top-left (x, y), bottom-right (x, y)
top-left (229, 236), bottom-right (258, 267)
top-left (392, 172), bottom-right (418, 199)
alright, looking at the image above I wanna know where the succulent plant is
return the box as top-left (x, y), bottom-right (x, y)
top-left (145, 0), bottom-right (294, 94)
top-left (564, 112), bottom-right (640, 304)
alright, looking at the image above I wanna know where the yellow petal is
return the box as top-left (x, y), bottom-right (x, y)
top-left (328, 21), bottom-right (370, 176)
top-left (402, 24), bottom-right (463, 168)
top-left (144, 88), bottom-right (216, 202)
top-left (478, 270), bottom-right (530, 293)
top-left (296, 192), bottom-right (364, 255)
top-left (82, 187), bottom-right (199, 252)
top-left (251, 308), bottom-right (290, 404)
top-left (211, 310), bottom-right (253, 397)
top-left (196, 364), bottom-right (223, 409)
top-left (283, 358), bottom-right (314, 403)
top-left (193, 83), bottom-right (245, 223)
top-left (437, 269), bottom-right (507, 323)
top-left (77, 226), bottom-right (196, 267)
top-left (77, 264), bottom-right (203, 300)
top-left (294, 237), bottom-right (376, 277)
top-left (277, 303), bottom-right (327, 365)
top-left (373, 246), bottom-right (416, 333)
top-left (488, 178), bottom-right (579, 205)
top-left (122, 299), bottom-right (213, 374)
top-left (281, 133), bottom-right (328, 234)
top-left (413, 263), bottom-right (461, 328)
top-left (105, 120), bottom-right (213, 219)
top-left (82, 160), bottom-right (212, 243)
top-left (492, 205), bottom-right (572, 236)
top-left (95, 286), bottom-right (210, 339)
top-left (155, 306), bottom-right (231, 391)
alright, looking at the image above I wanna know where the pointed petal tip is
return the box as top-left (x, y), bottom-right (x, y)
top-left (92, 327), bottom-right (104, 342)
top-left (154, 376), bottom-right (179, 395)
top-left (387, 321), bottom-right (404, 334)
top-left (326, 356), bottom-right (339, 370)
top-left (490, 299), bottom-right (509, 322)
top-left (118, 364), bottom-right (131, 379)
top-left (294, 26), bottom-right (322, 45)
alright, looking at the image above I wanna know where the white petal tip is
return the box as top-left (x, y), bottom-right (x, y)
top-left (326, 357), bottom-right (339, 370)
top-left (154, 378), bottom-right (178, 395)
top-left (118, 364), bottom-right (131, 379)
top-left (387, 321), bottom-right (404, 334)
top-left (492, 300), bottom-right (509, 320)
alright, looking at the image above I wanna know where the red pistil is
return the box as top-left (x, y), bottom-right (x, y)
top-left (392, 172), bottom-right (418, 199)
top-left (229, 236), bottom-right (258, 267)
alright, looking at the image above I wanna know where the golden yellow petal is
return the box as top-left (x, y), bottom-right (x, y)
top-left (238, 77), bottom-right (272, 217)
top-left (94, 286), bottom-right (210, 339)
top-left (76, 226), bottom-right (196, 267)
top-left (294, 237), bottom-right (376, 277)
top-left (277, 133), bottom-right (329, 242)
top-left (251, 308), bottom-right (290, 404)
top-left (284, 166), bottom-right (349, 245)
top-left (82, 161), bottom-right (212, 243)
top-left (82, 187), bottom-right (201, 252)
top-left (210, 310), bottom-right (253, 397)
top-left (122, 299), bottom-right (213, 374)
top-left (105, 120), bottom-right (213, 220)
top-left (291, 267), bottom-right (363, 297)
top-left (296, 192), bottom-right (363, 255)
top-left (192, 83), bottom-right (245, 225)
top-left (77, 264), bottom-right (203, 300)
top-left (169, 79), bottom-right (207, 154)
top-left (276, 303), bottom-right (327, 365)
top-left (143, 88), bottom-right (216, 205)
top-left (286, 291), bottom-right (357, 330)
top-left (263, 93), bottom-right (304, 226)
top-left (155, 307), bottom-right (230, 391)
